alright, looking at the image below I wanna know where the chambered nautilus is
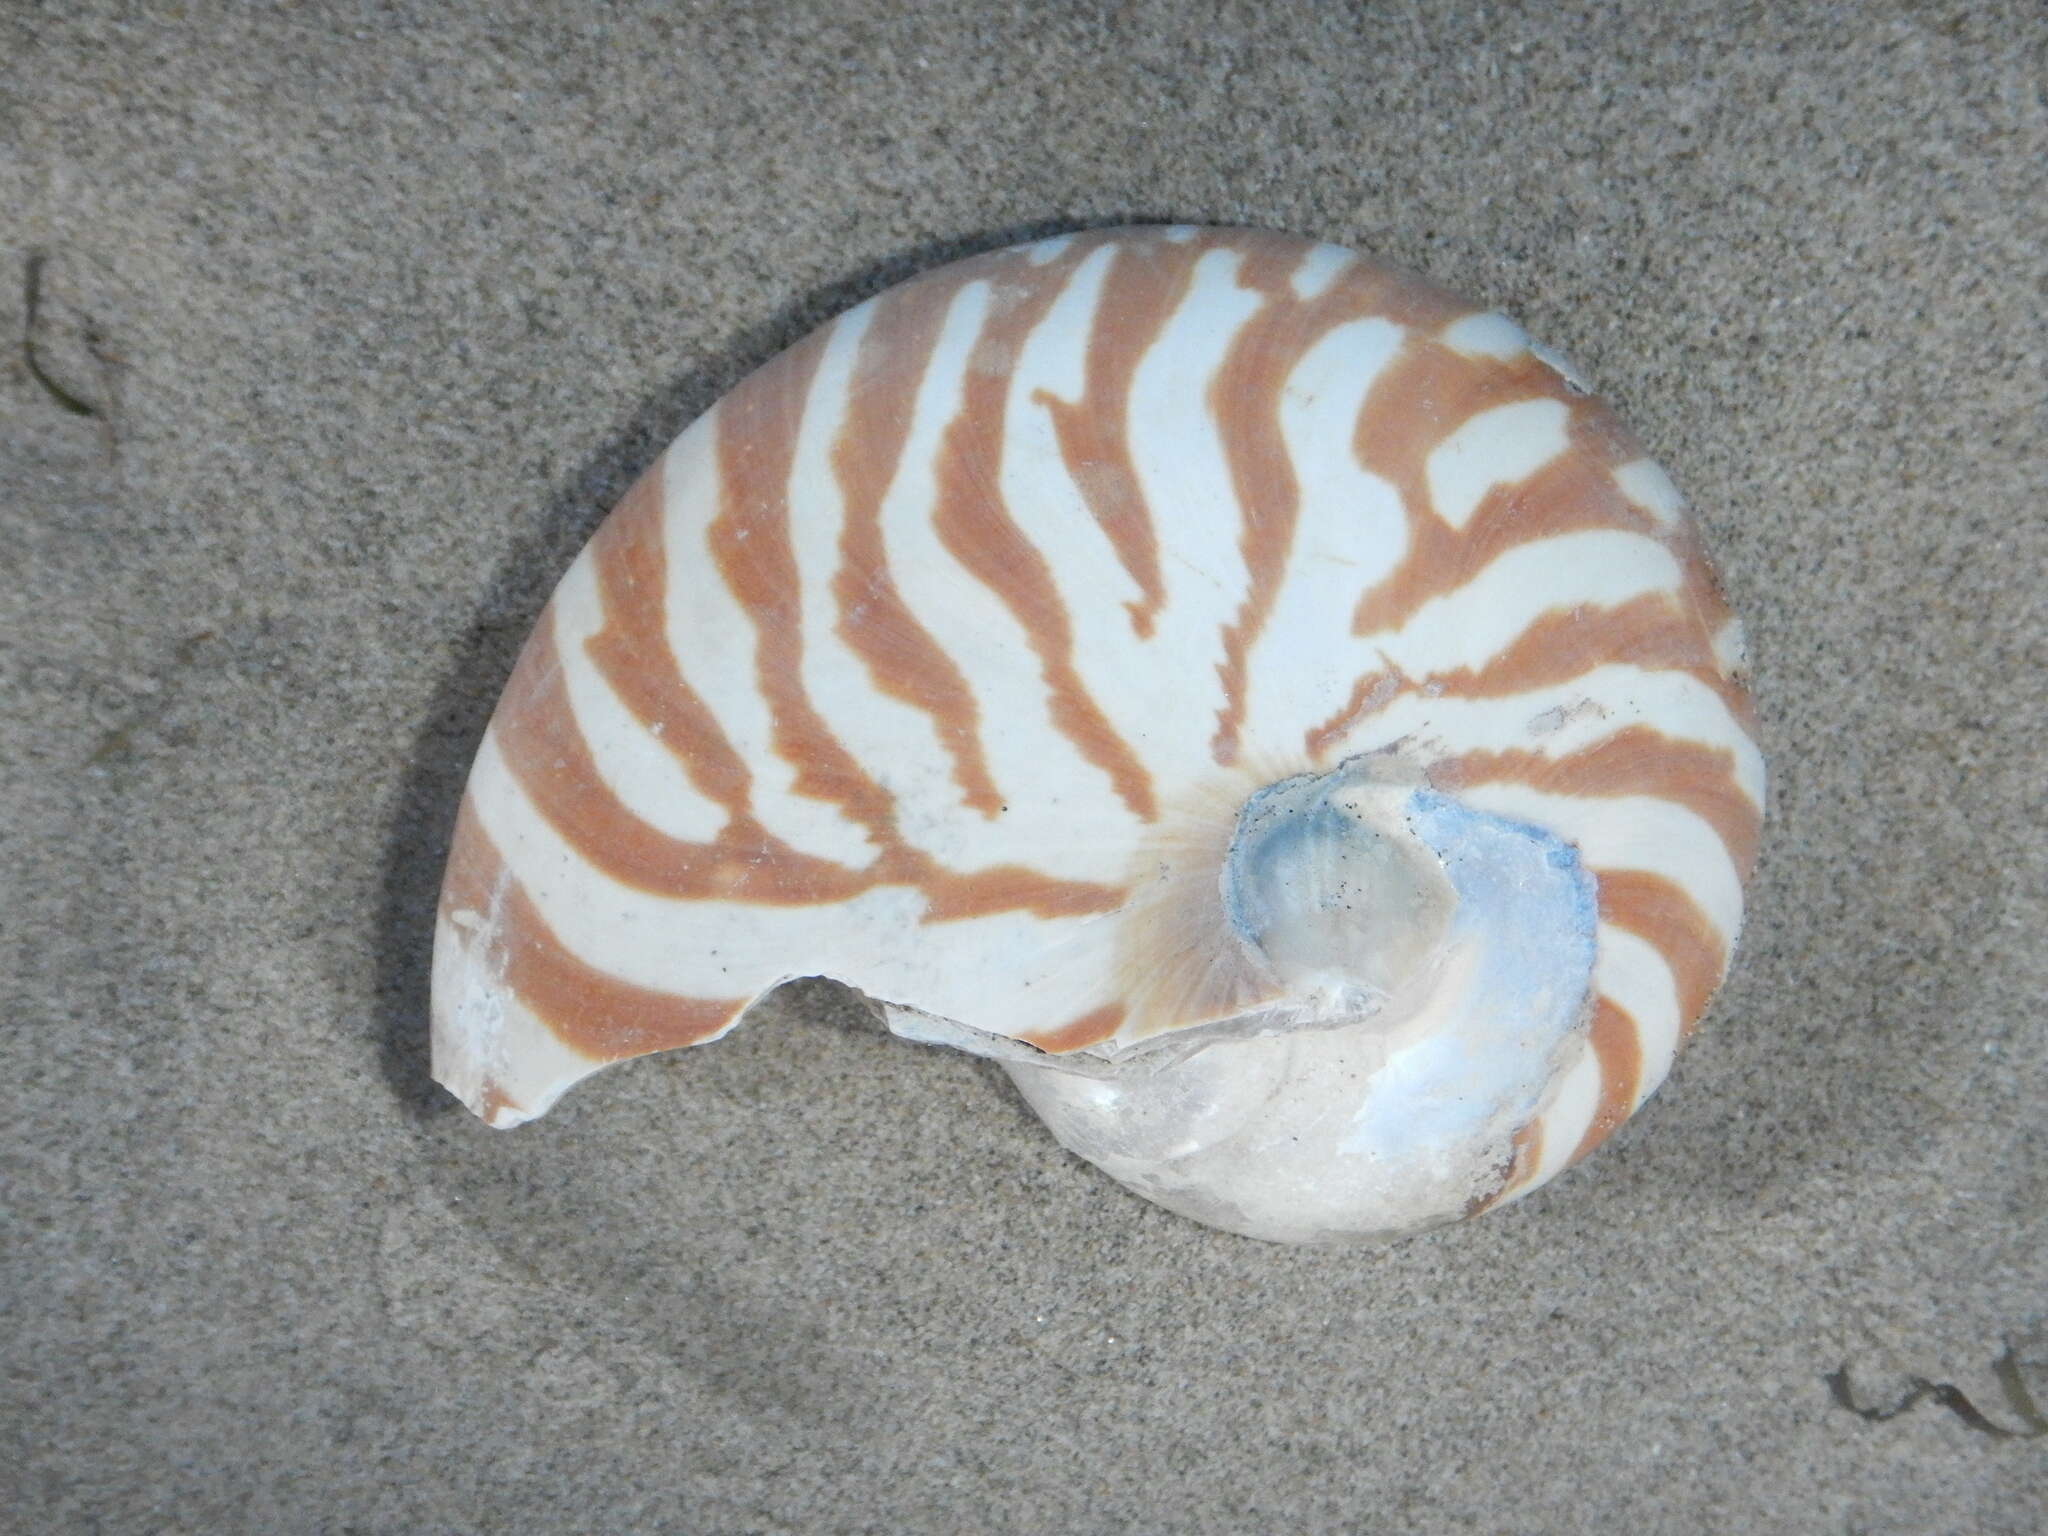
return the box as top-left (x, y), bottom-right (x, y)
top-left (431, 226), bottom-right (1763, 1244)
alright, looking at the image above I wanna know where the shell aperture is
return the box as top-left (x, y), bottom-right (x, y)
top-left (1014, 777), bottom-right (1601, 1241)
top-left (430, 226), bottom-right (1763, 1242)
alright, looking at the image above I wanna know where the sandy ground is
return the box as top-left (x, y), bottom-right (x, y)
top-left (4, 2), bottom-right (2045, 1531)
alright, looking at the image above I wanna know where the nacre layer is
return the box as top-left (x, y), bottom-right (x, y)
top-left (432, 226), bottom-right (1762, 1243)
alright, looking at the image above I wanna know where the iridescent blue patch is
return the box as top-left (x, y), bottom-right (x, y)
top-left (1335, 788), bottom-right (1598, 1159)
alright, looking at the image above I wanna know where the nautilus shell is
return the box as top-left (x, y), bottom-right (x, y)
top-left (432, 226), bottom-right (1762, 1244)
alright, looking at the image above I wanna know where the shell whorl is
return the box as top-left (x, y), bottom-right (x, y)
top-left (431, 226), bottom-right (1763, 1239)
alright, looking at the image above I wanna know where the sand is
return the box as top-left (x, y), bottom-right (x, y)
top-left (5, 2), bottom-right (2044, 1530)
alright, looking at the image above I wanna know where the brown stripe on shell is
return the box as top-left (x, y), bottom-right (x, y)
top-left (493, 622), bottom-right (871, 904)
top-left (438, 794), bottom-right (532, 1122)
top-left (1429, 593), bottom-right (1751, 719)
top-left (1550, 405), bottom-right (1759, 735)
top-left (712, 329), bottom-right (904, 843)
top-left (1303, 595), bottom-right (1754, 764)
top-left (473, 1079), bottom-right (521, 1126)
top-left (447, 772), bottom-right (1115, 1090)
top-left (623, 429), bottom-right (1125, 920)
top-left (495, 597), bottom-right (1129, 923)
top-left (831, 279), bottom-right (1006, 818)
top-left (585, 463), bottom-right (758, 815)
top-left (443, 797), bottom-right (746, 1062)
top-left (1569, 997), bottom-right (1645, 1166)
top-left (1349, 342), bottom-right (1553, 631)
top-left (1429, 725), bottom-right (1762, 880)
top-left (1352, 376), bottom-right (1644, 638)
top-left (1471, 1116), bottom-right (1545, 1216)
top-left (1019, 1002), bottom-right (1126, 1053)
top-left (1034, 233), bottom-right (1209, 638)
top-left (1303, 663), bottom-right (1409, 761)
top-left (1345, 344), bottom-right (1760, 738)
top-left (1205, 240), bottom-right (1435, 766)
top-left (929, 241), bottom-right (1160, 821)
top-left (1596, 869), bottom-right (1729, 1036)
top-left (921, 867), bottom-right (1125, 923)
top-left (442, 794), bottom-right (505, 924)
top-left (500, 883), bottom-right (741, 1059)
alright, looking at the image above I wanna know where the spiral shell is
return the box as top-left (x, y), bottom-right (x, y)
top-left (432, 226), bottom-right (1762, 1243)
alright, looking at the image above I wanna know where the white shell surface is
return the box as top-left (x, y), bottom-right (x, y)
top-left (431, 226), bottom-right (1763, 1241)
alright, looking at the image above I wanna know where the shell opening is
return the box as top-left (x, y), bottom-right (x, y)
top-left (1220, 758), bottom-right (1457, 1035)
top-left (998, 765), bottom-right (1602, 1243)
